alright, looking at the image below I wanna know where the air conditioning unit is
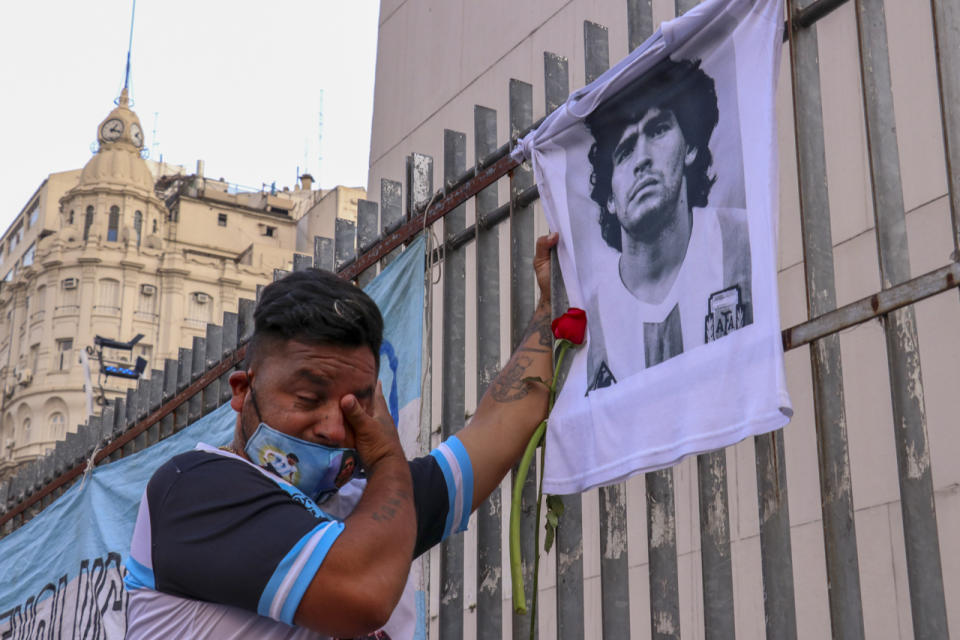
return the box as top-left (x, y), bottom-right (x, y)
top-left (62, 277), bottom-right (79, 290)
top-left (15, 368), bottom-right (32, 385)
top-left (141, 284), bottom-right (157, 297)
top-left (4, 438), bottom-right (13, 449)
top-left (192, 292), bottom-right (211, 305)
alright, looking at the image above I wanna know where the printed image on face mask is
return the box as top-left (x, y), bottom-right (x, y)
top-left (334, 451), bottom-right (358, 488)
top-left (262, 447), bottom-right (300, 484)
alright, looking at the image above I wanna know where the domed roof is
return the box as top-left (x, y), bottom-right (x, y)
top-left (75, 89), bottom-right (154, 194)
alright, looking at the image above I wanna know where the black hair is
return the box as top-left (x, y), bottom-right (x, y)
top-left (585, 57), bottom-right (719, 251)
top-left (247, 269), bottom-right (383, 368)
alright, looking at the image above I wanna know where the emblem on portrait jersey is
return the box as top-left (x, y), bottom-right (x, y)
top-left (587, 360), bottom-right (617, 392)
top-left (704, 285), bottom-right (746, 343)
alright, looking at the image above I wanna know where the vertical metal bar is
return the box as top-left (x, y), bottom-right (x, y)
top-left (189, 337), bottom-right (205, 425)
top-left (930, 0), bottom-right (960, 257)
top-left (855, 2), bottom-right (949, 636)
top-left (160, 358), bottom-right (178, 439)
top-left (220, 312), bottom-right (238, 406)
top-left (123, 388), bottom-right (138, 455)
top-left (293, 253), bottom-right (313, 272)
top-left (675, 0), bottom-right (700, 17)
top-left (203, 323), bottom-right (223, 416)
top-left (544, 53), bottom-right (569, 116)
top-left (439, 129), bottom-right (467, 639)
top-left (238, 298), bottom-right (256, 344)
top-left (314, 236), bottom-right (335, 272)
top-left (407, 153), bottom-right (434, 218)
top-left (110, 398), bottom-right (126, 461)
top-left (175, 348), bottom-right (191, 432)
top-left (697, 450), bottom-right (735, 639)
top-left (583, 24), bottom-right (631, 638)
top-left (335, 218), bottom-right (357, 272)
top-left (474, 104), bottom-right (503, 640)
top-left (381, 178), bottom-right (403, 267)
top-left (789, 3), bottom-right (865, 637)
top-left (647, 468), bottom-right (680, 639)
top-left (357, 199), bottom-right (380, 287)
top-left (543, 52), bottom-right (585, 640)
top-left (754, 430), bottom-right (798, 640)
top-left (146, 370), bottom-right (163, 445)
top-left (583, 22), bottom-right (610, 85)
top-left (509, 76), bottom-right (538, 640)
top-left (628, 0), bottom-right (655, 51)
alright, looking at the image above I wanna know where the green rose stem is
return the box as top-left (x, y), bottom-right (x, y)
top-left (510, 339), bottom-right (571, 622)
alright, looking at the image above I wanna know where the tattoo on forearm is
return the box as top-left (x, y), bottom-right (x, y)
top-left (371, 489), bottom-right (410, 523)
top-left (489, 355), bottom-right (534, 402)
top-left (517, 309), bottom-right (552, 353)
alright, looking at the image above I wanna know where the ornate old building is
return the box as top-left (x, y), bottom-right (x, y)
top-left (0, 90), bottom-right (363, 479)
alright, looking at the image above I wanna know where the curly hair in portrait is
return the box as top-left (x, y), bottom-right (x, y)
top-left (585, 57), bottom-right (719, 251)
top-left (247, 268), bottom-right (384, 368)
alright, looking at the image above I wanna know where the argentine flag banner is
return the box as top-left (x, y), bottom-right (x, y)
top-left (0, 236), bottom-right (426, 639)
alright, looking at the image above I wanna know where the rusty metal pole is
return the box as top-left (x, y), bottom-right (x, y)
top-left (854, 1), bottom-right (949, 636)
top-left (790, 2), bottom-right (865, 638)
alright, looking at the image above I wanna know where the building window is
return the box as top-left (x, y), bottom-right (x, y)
top-left (49, 412), bottom-right (65, 438)
top-left (187, 291), bottom-right (213, 323)
top-left (134, 211), bottom-right (143, 248)
top-left (56, 338), bottom-right (73, 370)
top-left (137, 284), bottom-right (157, 315)
top-left (263, 225), bottom-right (276, 237)
top-left (218, 213), bottom-right (228, 227)
top-left (27, 201), bottom-right (39, 228)
top-left (152, 219), bottom-right (158, 234)
top-left (68, 210), bottom-right (75, 225)
top-left (29, 343), bottom-right (39, 373)
top-left (98, 278), bottom-right (120, 311)
top-left (21, 242), bottom-right (35, 267)
top-left (107, 206), bottom-right (120, 242)
top-left (84, 206), bottom-right (94, 241)
top-left (8, 222), bottom-right (23, 253)
top-left (22, 418), bottom-right (30, 440)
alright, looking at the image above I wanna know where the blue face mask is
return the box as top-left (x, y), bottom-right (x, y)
top-left (243, 386), bottom-right (360, 502)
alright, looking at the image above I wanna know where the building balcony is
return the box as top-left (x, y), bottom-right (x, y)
top-left (133, 310), bottom-right (159, 323)
top-left (54, 304), bottom-right (80, 317)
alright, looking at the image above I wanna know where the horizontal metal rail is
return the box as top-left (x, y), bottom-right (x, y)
top-left (0, 345), bottom-right (247, 529)
top-left (781, 261), bottom-right (960, 350)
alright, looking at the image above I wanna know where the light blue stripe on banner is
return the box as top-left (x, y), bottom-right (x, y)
top-left (122, 556), bottom-right (155, 590)
top-left (430, 448), bottom-right (457, 541)
top-left (446, 436), bottom-right (474, 532)
top-left (278, 521), bottom-right (345, 624)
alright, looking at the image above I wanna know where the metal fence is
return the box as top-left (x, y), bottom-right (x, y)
top-left (3, 0), bottom-right (960, 637)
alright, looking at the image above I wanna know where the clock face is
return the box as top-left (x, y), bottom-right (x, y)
top-left (100, 118), bottom-right (124, 142)
top-left (130, 123), bottom-right (144, 147)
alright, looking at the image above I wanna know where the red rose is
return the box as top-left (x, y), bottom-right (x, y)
top-left (551, 307), bottom-right (586, 345)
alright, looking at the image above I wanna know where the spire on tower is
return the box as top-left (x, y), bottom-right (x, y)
top-left (123, 0), bottom-right (138, 95)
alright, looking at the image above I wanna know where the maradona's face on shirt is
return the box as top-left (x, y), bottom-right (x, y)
top-left (606, 107), bottom-right (697, 243)
top-left (234, 338), bottom-right (377, 450)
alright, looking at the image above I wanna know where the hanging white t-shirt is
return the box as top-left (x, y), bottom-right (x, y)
top-left (513, 0), bottom-right (792, 493)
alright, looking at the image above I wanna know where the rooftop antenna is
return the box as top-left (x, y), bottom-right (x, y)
top-left (151, 111), bottom-right (160, 159)
top-left (122, 0), bottom-right (138, 97)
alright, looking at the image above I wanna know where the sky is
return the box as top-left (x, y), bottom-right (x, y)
top-left (0, 0), bottom-right (381, 231)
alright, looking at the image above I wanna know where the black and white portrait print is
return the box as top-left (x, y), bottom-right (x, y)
top-left (560, 48), bottom-right (753, 393)
top-left (518, 0), bottom-right (791, 494)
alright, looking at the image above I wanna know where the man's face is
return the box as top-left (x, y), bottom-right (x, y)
top-left (606, 107), bottom-right (697, 243)
top-left (230, 339), bottom-right (377, 451)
